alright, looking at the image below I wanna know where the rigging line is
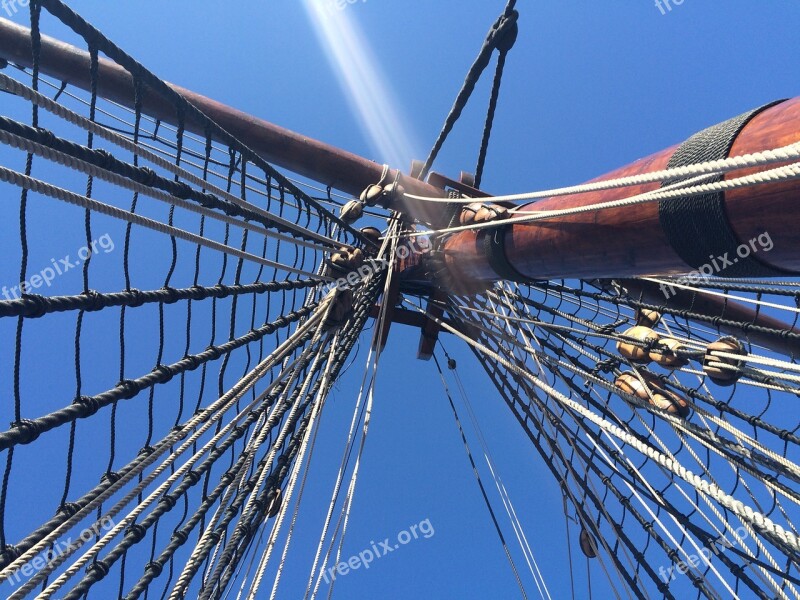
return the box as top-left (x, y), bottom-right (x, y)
top-left (403, 299), bottom-right (800, 555)
top-left (171, 288), bottom-right (379, 599)
top-left (264, 338), bottom-right (342, 600)
top-left (192, 348), bottom-right (333, 600)
top-left (0, 127), bottom-right (335, 254)
top-left (588, 436), bottom-right (735, 600)
top-left (304, 233), bottom-right (395, 600)
top-left (433, 353), bottom-right (531, 600)
top-left (0, 165), bottom-right (333, 280)
top-left (468, 345), bottom-right (643, 600)
top-left (468, 337), bottom-right (644, 599)
top-left (302, 341), bottom-right (376, 600)
top-left (498, 308), bottom-right (800, 490)
top-left (0, 304), bottom-right (329, 584)
top-left (324, 218), bottom-right (402, 600)
top-left (13, 66), bottom-right (353, 205)
top-left (20, 332), bottom-right (330, 600)
top-left (405, 141), bottom-right (800, 204)
top-left (0, 73), bottom-right (355, 250)
top-left (199, 329), bottom-right (335, 600)
top-left (419, 1), bottom-right (519, 180)
top-left (249, 336), bottom-right (341, 600)
top-left (643, 277), bottom-right (800, 316)
top-left (483, 295), bottom-right (657, 595)
top-left (611, 393), bottom-right (768, 597)
top-left (402, 159), bottom-right (800, 238)
top-left (486, 326), bottom-right (744, 599)
top-left (671, 421), bottom-right (799, 599)
top-left (445, 351), bottom-right (553, 600)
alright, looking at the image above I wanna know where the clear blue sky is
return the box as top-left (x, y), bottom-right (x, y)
top-left (1, 1), bottom-right (799, 598)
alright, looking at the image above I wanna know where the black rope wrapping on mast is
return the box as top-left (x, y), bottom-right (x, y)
top-left (420, 1), bottom-right (519, 182)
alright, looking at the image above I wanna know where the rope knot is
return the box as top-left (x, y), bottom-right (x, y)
top-left (101, 470), bottom-right (122, 484)
top-left (86, 560), bottom-right (110, 579)
top-left (12, 419), bottom-right (42, 444)
top-left (127, 288), bottom-right (146, 307)
top-left (20, 293), bottom-right (48, 319)
top-left (491, 10), bottom-right (519, 53)
top-left (125, 523), bottom-right (147, 543)
top-left (116, 379), bottom-right (140, 400)
top-left (159, 494), bottom-right (177, 510)
top-left (161, 286), bottom-right (180, 304)
top-left (0, 544), bottom-right (21, 565)
top-left (81, 289), bottom-right (105, 312)
top-left (154, 363), bottom-right (175, 384)
top-left (145, 561), bottom-right (164, 578)
top-left (58, 502), bottom-right (82, 518)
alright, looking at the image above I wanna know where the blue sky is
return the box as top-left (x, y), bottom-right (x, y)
top-left (1, 1), bottom-right (799, 598)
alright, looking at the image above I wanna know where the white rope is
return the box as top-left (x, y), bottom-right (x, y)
top-left (0, 72), bottom-right (351, 249)
top-left (403, 141), bottom-right (800, 204)
top-left (323, 219), bottom-right (401, 600)
top-left (248, 337), bottom-right (340, 599)
top-left (0, 306), bottom-right (328, 590)
top-left (402, 159), bottom-right (800, 238)
top-left (0, 128), bottom-right (334, 254)
top-left (0, 165), bottom-right (333, 280)
top-left (26, 328), bottom-right (330, 600)
top-left (404, 300), bottom-right (800, 555)
top-left (643, 278), bottom-right (800, 316)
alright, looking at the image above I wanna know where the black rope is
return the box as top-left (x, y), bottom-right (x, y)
top-left (432, 353), bottom-right (529, 599)
top-left (420, 2), bottom-right (519, 181)
top-left (0, 303), bottom-right (318, 451)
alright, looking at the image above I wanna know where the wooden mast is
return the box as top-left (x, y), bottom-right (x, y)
top-left (441, 98), bottom-right (800, 282)
top-left (0, 18), bottom-right (449, 225)
top-left (4, 17), bottom-right (799, 283)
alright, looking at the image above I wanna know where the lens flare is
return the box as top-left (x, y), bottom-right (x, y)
top-left (302, 0), bottom-right (420, 171)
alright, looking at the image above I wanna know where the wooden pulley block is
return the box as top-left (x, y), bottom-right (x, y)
top-left (340, 199), bottom-right (364, 223)
top-left (616, 326), bottom-right (659, 363)
top-left (579, 529), bottom-right (598, 559)
top-left (649, 337), bottom-right (688, 369)
top-left (615, 370), bottom-right (691, 417)
top-left (460, 202), bottom-right (484, 226)
top-left (635, 308), bottom-right (661, 328)
top-left (473, 204), bottom-right (509, 224)
top-left (360, 226), bottom-right (382, 247)
top-left (703, 337), bottom-right (746, 386)
top-left (360, 184), bottom-right (384, 206)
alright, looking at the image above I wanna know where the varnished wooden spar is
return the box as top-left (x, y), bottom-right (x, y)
top-left (442, 98), bottom-right (800, 282)
top-left (0, 18), bottom-right (449, 224)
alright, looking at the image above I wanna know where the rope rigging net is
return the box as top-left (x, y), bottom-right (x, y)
top-left (0, 1), bottom-right (798, 599)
